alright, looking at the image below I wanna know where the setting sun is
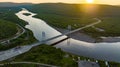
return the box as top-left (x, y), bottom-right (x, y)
top-left (86, 0), bottom-right (94, 3)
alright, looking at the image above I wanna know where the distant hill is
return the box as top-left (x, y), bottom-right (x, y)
top-left (0, 2), bottom-right (32, 7)
top-left (29, 3), bottom-right (120, 17)
top-left (0, 3), bottom-right (120, 37)
top-left (27, 3), bottom-right (120, 37)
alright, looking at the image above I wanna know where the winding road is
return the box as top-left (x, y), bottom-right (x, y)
top-left (0, 24), bottom-right (25, 43)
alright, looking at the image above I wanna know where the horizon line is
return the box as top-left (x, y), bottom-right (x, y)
top-left (0, 2), bottom-right (119, 6)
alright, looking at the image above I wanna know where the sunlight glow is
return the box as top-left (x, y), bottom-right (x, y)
top-left (86, 0), bottom-right (94, 3)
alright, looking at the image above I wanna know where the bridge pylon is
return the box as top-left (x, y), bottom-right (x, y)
top-left (67, 25), bottom-right (71, 45)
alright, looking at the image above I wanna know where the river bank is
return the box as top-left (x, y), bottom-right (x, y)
top-left (54, 27), bottom-right (96, 43)
top-left (54, 27), bottom-right (120, 43)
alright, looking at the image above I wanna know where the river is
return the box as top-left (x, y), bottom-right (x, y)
top-left (16, 8), bottom-right (120, 62)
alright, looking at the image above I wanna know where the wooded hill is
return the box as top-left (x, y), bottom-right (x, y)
top-left (0, 19), bottom-right (17, 39)
top-left (27, 3), bottom-right (120, 37)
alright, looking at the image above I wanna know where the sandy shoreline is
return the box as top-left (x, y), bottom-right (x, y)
top-left (54, 27), bottom-right (120, 43)
top-left (54, 27), bottom-right (96, 43)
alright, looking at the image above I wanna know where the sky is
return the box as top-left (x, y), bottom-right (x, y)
top-left (0, 0), bottom-right (120, 5)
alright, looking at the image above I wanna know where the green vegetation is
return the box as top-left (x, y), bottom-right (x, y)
top-left (109, 62), bottom-right (120, 67)
top-left (0, 29), bottom-right (37, 51)
top-left (23, 13), bottom-right (31, 16)
top-left (83, 17), bottom-right (120, 37)
top-left (27, 3), bottom-right (120, 37)
top-left (98, 60), bottom-right (120, 67)
top-left (28, 3), bottom-right (96, 29)
top-left (0, 7), bottom-right (29, 27)
top-left (0, 6), bottom-right (37, 51)
top-left (0, 19), bottom-right (17, 39)
top-left (0, 3), bottom-right (120, 66)
top-left (13, 45), bottom-right (77, 67)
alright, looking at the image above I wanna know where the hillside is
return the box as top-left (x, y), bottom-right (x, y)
top-left (0, 6), bottom-right (28, 26)
top-left (0, 2), bottom-right (32, 7)
top-left (27, 3), bottom-right (120, 37)
top-left (0, 3), bottom-right (120, 37)
top-left (0, 19), bottom-right (17, 40)
top-left (29, 3), bottom-right (120, 17)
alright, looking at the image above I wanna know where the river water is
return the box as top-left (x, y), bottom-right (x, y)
top-left (16, 8), bottom-right (120, 62)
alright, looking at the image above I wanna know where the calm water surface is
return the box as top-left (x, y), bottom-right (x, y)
top-left (16, 9), bottom-right (120, 62)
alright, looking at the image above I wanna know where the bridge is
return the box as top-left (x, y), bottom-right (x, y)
top-left (0, 18), bottom-right (101, 61)
top-left (41, 18), bottom-right (101, 46)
